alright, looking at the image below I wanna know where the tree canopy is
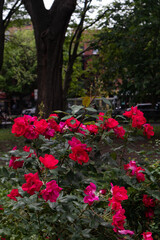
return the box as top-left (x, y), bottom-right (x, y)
top-left (97, 0), bottom-right (160, 105)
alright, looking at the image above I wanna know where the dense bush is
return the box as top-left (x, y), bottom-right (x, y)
top-left (0, 105), bottom-right (159, 239)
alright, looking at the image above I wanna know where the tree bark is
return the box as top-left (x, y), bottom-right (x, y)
top-left (22, 0), bottom-right (77, 117)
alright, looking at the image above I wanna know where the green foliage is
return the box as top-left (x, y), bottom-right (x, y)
top-left (96, 0), bottom-right (160, 104)
top-left (0, 29), bottom-right (37, 95)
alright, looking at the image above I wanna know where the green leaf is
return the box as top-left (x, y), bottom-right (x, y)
top-left (85, 107), bottom-right (97, 113)
top-left (102, 97), bottom-right (112, 107)
top-left (70, 105), bottom-right (84, 115)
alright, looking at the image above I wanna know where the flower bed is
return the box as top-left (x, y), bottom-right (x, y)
top-left (0, 105), bottom-right (159, 239)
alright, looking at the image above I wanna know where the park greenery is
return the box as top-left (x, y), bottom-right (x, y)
top-left (0, 103), bottom-right (160, 239)
top-left (0, 2), bottom-right (160, 238)
top-left (1, 0), bottom-right (160, 114)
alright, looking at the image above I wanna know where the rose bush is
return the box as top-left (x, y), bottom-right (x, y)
top-left (0, 104), bottom-right (159, 239)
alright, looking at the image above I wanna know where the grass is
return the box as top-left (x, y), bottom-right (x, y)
top-left (0, 127), bottom-right (26, 156)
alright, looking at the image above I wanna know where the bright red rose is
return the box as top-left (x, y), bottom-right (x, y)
top-left (136, 166), bottom-right (145, 182)
top-left (39, 154), bottom-right (59, 169)
top-left (114, 126), bottom-right (125, 139)
top-left (123, 106), bottom-right (143, 118)
top-left (112, 209), bottom-right (126, 232)
top-left (103, 118), bottom-right (119, 130)
top-left (41, 180), bottom-right (62, 202)
top-left (98, 112), bottom-right (105, 121)
top-left (108, 198), bottom-right (122, 212)
top-left (86, 124), bottom-right (98, 134)
top-left (34, 119), bottom-right (48, 134)
top-left (7, 189), bottom-right (22, 201)
top-left (48, 119), bottom-right (61, 132)
top-left (143, 124), bottom-right (154, 139)
top-left (23, 146), bottom-right (30, 152)
top-left (69, 145), bottom-right (89, 165)
top-left (11, 117), bottom-right (27, 137)
top-left (22, 172), bottom-right (43, 195)
top-left (66, 117), bottom-right (80, 130)
top-left (111, 184), bottom-right (128, 202)
top-left (132, 114), bottom-right (146, 129)
top-left (24, 125), bottom-right (39, 139)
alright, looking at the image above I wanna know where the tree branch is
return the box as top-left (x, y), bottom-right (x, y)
top-left (4, 0), bottom-right (22, 30)
top-left (68, 0), bottom-right (90, 60)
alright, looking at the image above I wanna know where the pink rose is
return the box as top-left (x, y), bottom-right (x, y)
top-left (84, 183), bottom-right (99, 206)
top-left (142, 232), bottom-right (153, 240)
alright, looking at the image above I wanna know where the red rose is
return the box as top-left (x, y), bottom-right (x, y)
top-left (112, 209), bottom-right (126, 232)
top-left (103, 118), bottom-right (119, 130)
top-left (34, 119), bottom-right (48, 134)
top-left (22, 172), bottom-right (43, 195)
top-left (69, 145), bottom-right (89, 165)
top-left (86, 124), bottom-right (98, 134)
top-left (114, 126), bottom-right (125, 139)
top-left (39, 154), bottom-right (59, 169)
top-left (143, 124), bottom-right (154, 139)
top-left (7, 189), bottom-right (22, 201)
top-left (12, 117), bottom-right (27, 137)
top-left (111, 185), bottom-right (128, 202)
top-left (66, 117), bottom-right (80, 130)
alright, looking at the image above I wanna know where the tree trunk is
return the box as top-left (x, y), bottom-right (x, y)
top-left (0, 0), bottom-right (4, 71)
top-left (23, 0), bottom-right (77, 117)
top-left (0, 25), bottom-right (4, 72)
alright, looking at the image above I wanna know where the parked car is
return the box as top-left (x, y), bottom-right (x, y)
top-left (22, 107), bottom-right (36, 116)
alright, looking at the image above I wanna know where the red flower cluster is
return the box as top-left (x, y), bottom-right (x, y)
top-left (68, 137), bottom-right (92, 165)
top-left (12, 114), bottom-right (60, 140)
top-left (143, 195), bottom-right (156, 220)
top-left (39, 154), bottom-right (59, 169)
top-left (22, 172), bottom-right (43, 195)
top-left (108, 183), bottom-right (134, 236)
top-left (7, 189), bottom-right (22, 201)
top-left (41, 180), bottom-right (62, 202)
top-left (124, 161), bottom-right (145, 182)
top-left (123, 106), bottom-right (154, 138)
top-left (98, 115), bottom-right (126, 139)
top-left (83, 182), bottom-right (99, 206)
